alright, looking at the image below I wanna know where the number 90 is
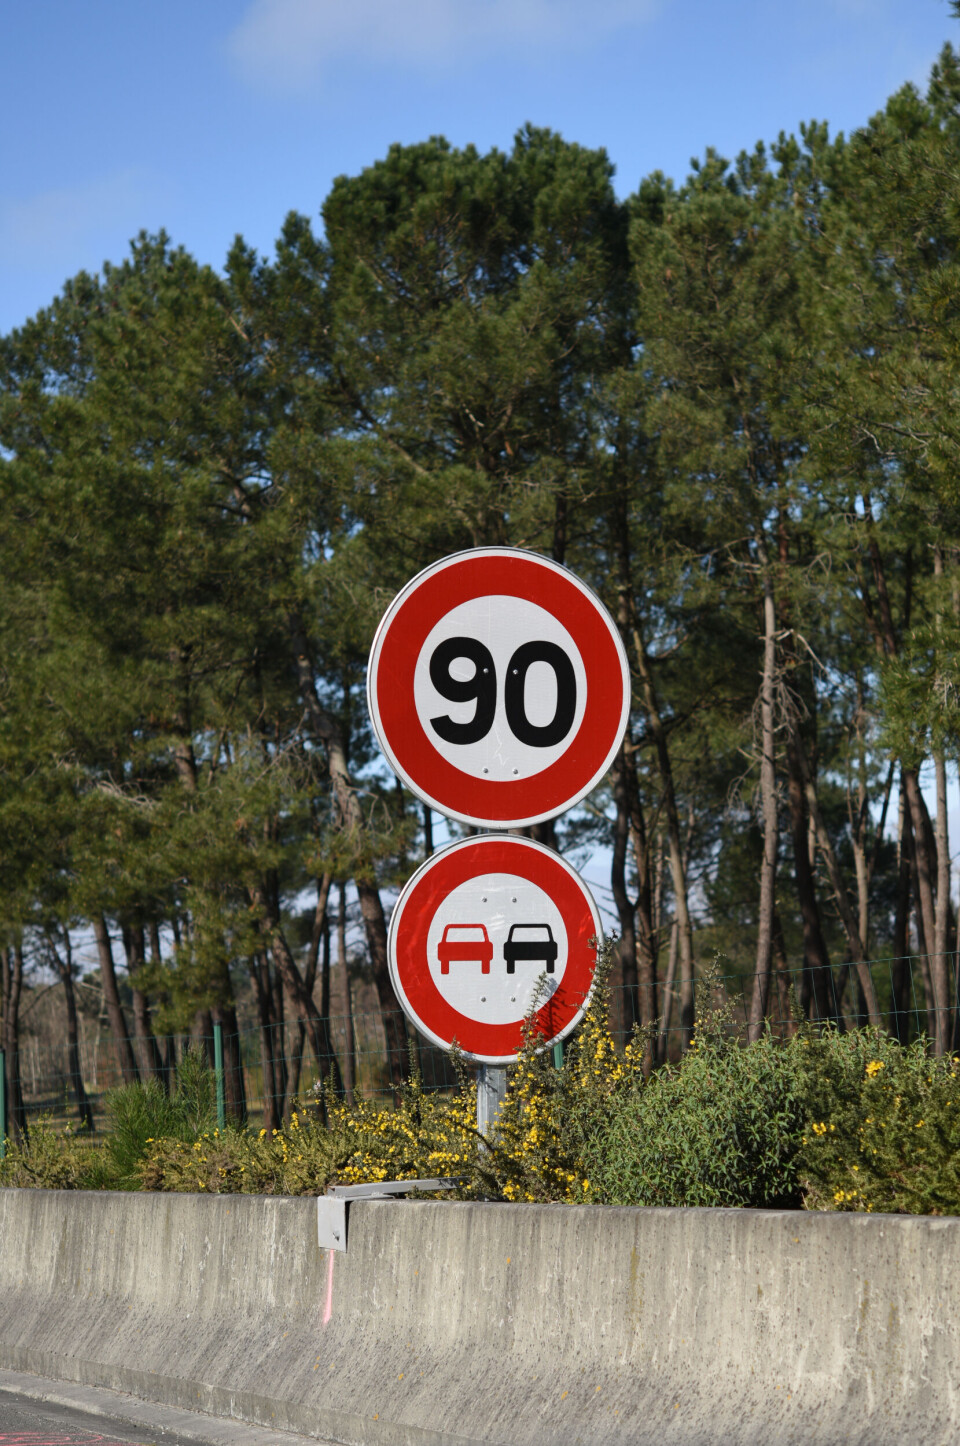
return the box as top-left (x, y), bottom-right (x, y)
top-left (429, 636), bottom-right (576, 749)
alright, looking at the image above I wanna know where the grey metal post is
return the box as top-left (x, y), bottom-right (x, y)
top-left (213, 1022), bottom-right (226, 1132)
top-left (476, 1063), bottom-right (507, 1140)
top-left (0, 1047), bottom-right (6, 1160)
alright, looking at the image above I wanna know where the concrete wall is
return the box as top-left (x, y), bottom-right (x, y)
top-left (1, 1189), bottom-right (958, 1446)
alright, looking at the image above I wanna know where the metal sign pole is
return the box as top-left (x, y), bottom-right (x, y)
top-left (476, 1063), bottom-right (507, 1141)
top-left (475, 819), bottom-right (511, 1142)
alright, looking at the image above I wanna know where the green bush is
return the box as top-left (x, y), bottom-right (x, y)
top-left (797, 1030), bottom-right (960, 1213)
top-left (481, 953), bottom-right (649, 1202)
top-left (0, 1118), bottom-right (98, 1189)
top-left (579, 1020), bottom-right (806, 1209)
top-left (94, 1044), bottom-right (220, 1189)
top-left (8, 997), bottom-right (960, 1214)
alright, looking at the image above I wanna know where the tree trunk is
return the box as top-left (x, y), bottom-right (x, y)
top-left (857, 511), bottom-right (939, 1040)
top-left (1, 942), bottom-right (28, 1143)
top-left (904, 766), bottom-right (946, 1052)
top-left (121, 923), bottom-right (163, 1082)
top-left (632, 623), bottom-right (695, 1049)
top-left (212, 1002), bottom-right (248, 1123)
top-left (657, 920), bottom-right (679, 1065)
top-left (610, 744), bottom-right (639, 1035)
top-left (892, 774), bottom-right (913, 1044)
top-left (790, 730), bottom-right (882, 1026)
top-left (251, 953), bottom-right (281, 1134)
top-left (628, 777), bottom-right (658, 1076)
top-left (933, 544), bottom-right (952, 1053)
top-left (148, 922), bottom-right (177, 1092)
top-left (250, 880), bottom-right (342, 1105)
top-left (934, 744), bottom-right (952, 1054)
top-left (786, 736), bottom-right (833, 1022)
top-left (773, 911), bottom-right (796, 1037)
top-left (528, 817), bottom-right (559, 851)
top-left (749, 567), bottom-right (779, 1043)
top-left (49, 930), bottom-right (94, 1131)
top-left (621, 734), bottom-right (658, 1062)
top-left (92, 915), bottom-right (138, 1084)
top-left (336, 882), bottom-right (356, 1104)
top-left (291, 623), bottom-right (406, 1088)
top-left (320, 914), bottom-right (331, 1031)
top-left (288, 872), bottom-right (334, 1105)
top-left (850, 787), bottom-right (871, 964)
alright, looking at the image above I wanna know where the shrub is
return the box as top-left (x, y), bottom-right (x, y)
top-left (140, 1067), bottom-right (479, 1195)
top-left (139, 1107), bottom-right (352, 1194)
top-left (9, 971), bottom-right (960, 1215)
top-left (0, 1118), bottom-right (97, 1189)
top-left (797, 1030), bottom-right (960, 1214)
top-left (581, 1024), bottom-right (806, 1208)
top-left (99, 1044), bottom-right (220, 1189)
top-left (328, 1066), bottom-right (480, 1192)
top-left (481, 947), bottom-right (650, 1202)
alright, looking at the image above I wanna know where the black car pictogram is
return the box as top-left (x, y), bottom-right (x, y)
top-left (503, 923), bottom-right (558, 974)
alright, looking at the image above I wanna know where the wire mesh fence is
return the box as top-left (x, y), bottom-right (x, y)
top-left (4, 953), bottom-right (960, 1140)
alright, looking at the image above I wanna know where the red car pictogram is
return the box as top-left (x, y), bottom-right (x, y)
top-left (437, 923), bottom-right (493, 974)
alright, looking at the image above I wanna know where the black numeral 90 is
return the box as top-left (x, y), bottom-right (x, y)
top-left (429, 637), bottom-right (576, 749)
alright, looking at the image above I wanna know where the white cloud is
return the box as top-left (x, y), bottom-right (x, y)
top-left (228, 0), bottom-right (660, 91)
top-left (0, 169), bottom-right (165, 269)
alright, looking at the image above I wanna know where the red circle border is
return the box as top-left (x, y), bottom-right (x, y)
top-left (370, 551), bottom-right (627, 826)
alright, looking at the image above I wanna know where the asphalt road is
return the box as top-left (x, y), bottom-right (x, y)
top-left (0, 1392), bottom-right (198, 1446)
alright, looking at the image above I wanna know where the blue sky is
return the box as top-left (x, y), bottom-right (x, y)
top-left (1, 0), bottom-right (955, 337)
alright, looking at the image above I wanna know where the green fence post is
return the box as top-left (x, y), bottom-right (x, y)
top-left (0, 1047), bottom-right (6, 1160)
top-left (552, 1041), bottom-right (563, 1070)
top-left (213, 1023), bottom-right (226, 1132)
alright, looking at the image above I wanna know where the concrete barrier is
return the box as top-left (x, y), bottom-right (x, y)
top-left (1, 1188), bottom-right (958, 1445)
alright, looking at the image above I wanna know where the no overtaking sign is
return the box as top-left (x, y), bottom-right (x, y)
top-left (388, 834), bottom-right (602, 1063)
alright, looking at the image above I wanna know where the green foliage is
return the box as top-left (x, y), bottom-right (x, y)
top-left (582, 1024), bottom-right (806, 1209)
top-left (9, 43), bottom-right (960, 1131)
top-left (0, 1119), bottom-right (97, 1190)
top-left (797, 1031), bottom-right (960, 1213)
top-left (9, 1016), bottom-right (960, 1215)
top-left (139, 1108), bottom-right (354, 1195)
top-left (481, 945), bottom-right (650, 1202)
top-left (98, 1045), bottom-right (219, 1189)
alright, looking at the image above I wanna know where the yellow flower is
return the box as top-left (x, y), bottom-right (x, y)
top-left (865, 1060), bottom-right (885, 1078)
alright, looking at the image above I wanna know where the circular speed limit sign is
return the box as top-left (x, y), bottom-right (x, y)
top-left (388, 834), bottom-right (602, 1063)
top-left (367, 549), bottom-right (630, 827)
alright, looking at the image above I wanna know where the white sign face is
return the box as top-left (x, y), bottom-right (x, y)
top-left (412, 595), bottom-right (589, 785)
top-left (368, 548), bottom-right (630, 828)
top-left (388, 834), bottom-right (602, 1064)
top-left (425, 871), bottom-right (569, 1027)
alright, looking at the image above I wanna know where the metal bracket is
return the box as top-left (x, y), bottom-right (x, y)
top-left (317, 1177), bottom-right (466, 1252)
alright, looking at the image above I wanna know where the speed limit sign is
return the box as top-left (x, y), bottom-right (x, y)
top-left (367, 548), bottom-right (630, 827)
